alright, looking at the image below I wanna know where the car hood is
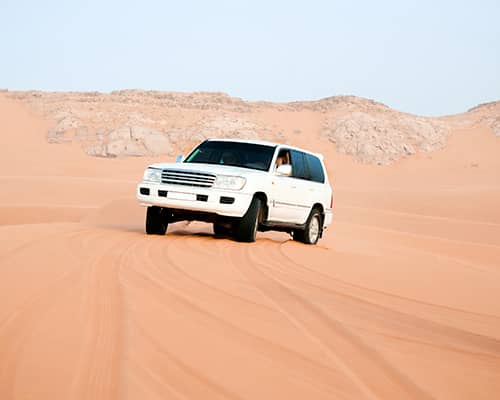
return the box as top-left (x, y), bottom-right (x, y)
top-left (146, 162), bottom-right (269, 177)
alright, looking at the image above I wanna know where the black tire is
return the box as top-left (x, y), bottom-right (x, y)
top-left (234, 197), bottom-right (262, 243)
top-left (146, 206), bottom-right (168, 235)
top-left (293, 208), bottom-right (322, 245)
top-left (292, 229), bottom-right (305, 243)
top-left (213, 222), bottom-right (232, 236)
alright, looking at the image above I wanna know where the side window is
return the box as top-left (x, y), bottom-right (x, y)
top-left (290, 150), bottom-right (307, 180)
top-left (275, 149), bottom-right (291, 169)
top-left (305, 154), bottom-right (325, 183)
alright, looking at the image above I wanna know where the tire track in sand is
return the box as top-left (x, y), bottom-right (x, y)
top-left (69, 229), bottom-right (136, 400)
top-left (256, 241), bottom-right (500, 357)
top-left (121, 236), bottom-right (247, 400)
top-left (0, 229), bottom-right (105, 399)
top-left (225, 242), bottom-right (434, 400)
top-left (120, 235), bottom-right (360, 399)
top-left (278, 240), bottom-right (500, 320)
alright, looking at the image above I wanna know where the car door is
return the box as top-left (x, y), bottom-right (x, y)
top-left (268, 149), bottom-right (311, 224)
top-left (288, 150), bottom-right (315, 223)
top-left (267, 148), bottom-right (295, 222)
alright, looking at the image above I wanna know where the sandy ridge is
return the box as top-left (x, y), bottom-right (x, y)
top-left (0, 93), bottom-right (499, 399)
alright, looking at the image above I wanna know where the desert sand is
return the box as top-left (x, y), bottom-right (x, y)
top-left (1, 92), bottom-right (499, 399)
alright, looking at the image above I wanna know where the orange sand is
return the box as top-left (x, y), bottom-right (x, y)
top-left (1, 95), bottom-right (499, 399)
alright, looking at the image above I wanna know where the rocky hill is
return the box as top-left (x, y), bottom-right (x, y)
top-left (467, 100), bottom-right (500, 136)
top-left (5, 90), bottom-right (499, 164)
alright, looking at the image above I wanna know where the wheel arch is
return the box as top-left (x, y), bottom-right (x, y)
top-left (311, 202), bottom-right (325, 236)
top-left (312, 202), bottom-right (325, 219)
top-left (253, 191), bottom-right (268, 221)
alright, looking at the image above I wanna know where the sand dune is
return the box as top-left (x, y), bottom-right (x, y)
top-left (0, 94), bottom-right (499, 399)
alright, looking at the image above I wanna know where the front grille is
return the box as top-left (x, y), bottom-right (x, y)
top-left (161, 169), bottom-right (216, 188)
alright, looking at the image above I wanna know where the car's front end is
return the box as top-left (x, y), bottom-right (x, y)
top-left (136, 163), bottom-right (260, 218)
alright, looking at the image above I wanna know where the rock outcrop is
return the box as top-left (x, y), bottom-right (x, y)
top-left (323, 111), bottom-right (447, 165)
top-left (467, 100), bottom-right (500, 136)
top-left (5, 90), bottom-right (498, 164)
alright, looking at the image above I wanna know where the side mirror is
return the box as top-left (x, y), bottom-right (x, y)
top-left (276, 164), bottom-right (292, 176)
top-left (175, 154), bottom-right (184, 163)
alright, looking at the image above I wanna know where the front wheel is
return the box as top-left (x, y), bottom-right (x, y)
top-left (234, 197), bottom-right (262, 242)
top-left (213, 222), bottom-right (232, 236)
top-left (146, 206), bottom-right (168, 235)
top-left (293, 209), bottom-right (322, 245)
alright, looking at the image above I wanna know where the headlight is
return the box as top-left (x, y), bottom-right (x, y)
top-left (214, 175), bottom-right (246, 190)
top-left (143, 168), bottom-right (162, 183)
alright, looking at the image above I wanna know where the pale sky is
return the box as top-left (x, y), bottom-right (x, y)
top-left (1, 0), bottom-right (499, 116)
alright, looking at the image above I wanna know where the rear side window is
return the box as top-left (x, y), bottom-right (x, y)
top-left (304, 154), bottom-right (325, 183)
top-left (290, 150), bottom-right (307, 179)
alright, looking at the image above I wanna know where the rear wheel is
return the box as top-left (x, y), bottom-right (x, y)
top-left (146, 206), bottom-right (168, 235)
top-left (293, 208), bottom-right (322, 245)
top-left (234, 197), bottom-right (262, 242)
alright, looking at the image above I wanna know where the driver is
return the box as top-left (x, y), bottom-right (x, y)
top-left (275, 150), bottom-right (290, 168)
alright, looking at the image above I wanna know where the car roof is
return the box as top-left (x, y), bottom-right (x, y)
top-left (206, 138), bottom-right (324, 159)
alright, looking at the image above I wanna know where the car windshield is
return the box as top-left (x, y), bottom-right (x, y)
top-left (184, 141), bottom-right (276, 171)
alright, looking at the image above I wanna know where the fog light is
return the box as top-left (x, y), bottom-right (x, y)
top-left (220, 196), bottom-right (235, 204)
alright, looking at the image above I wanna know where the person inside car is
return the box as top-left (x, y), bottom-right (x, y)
top-left (275, 150), bottom-right (290, 168)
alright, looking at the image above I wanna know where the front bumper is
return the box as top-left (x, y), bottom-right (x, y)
top-left (136, 182), bottom-right (253, 218)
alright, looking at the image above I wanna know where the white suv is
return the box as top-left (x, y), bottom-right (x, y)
top-left (136, 139), bottom-right (333, 244)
